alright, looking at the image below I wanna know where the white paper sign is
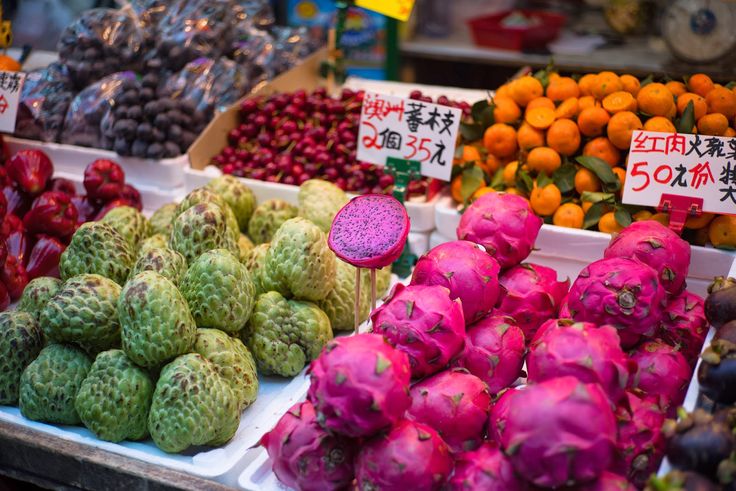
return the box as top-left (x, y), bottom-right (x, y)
top-left (622, 130), bottom-right (736, 215)
top-left (0, 71), bottom-right (25, 133)
top-left (356, 91), bottom-right (461, 181)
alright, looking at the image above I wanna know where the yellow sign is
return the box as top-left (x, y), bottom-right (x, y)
top-left (355, 0), bottom-right (415, 21)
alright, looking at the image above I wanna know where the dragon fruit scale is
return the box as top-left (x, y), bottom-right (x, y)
top-left (355, 419), bottom-right (453, 491)
top-left (454, 315), bottom-right (525, 395)
top-left (456, 192), bottom-right (543, 269)
top-left (527, 319), bottom-right (636, 404)
top-left (261, 400), bottom-right (356, 491)
top-left (658, 290), bottom-right (708, 365)
top-left (629, 340), bottom-right (690, 413)
top-left (370, 284), bottom-right (465, 379)
top-left (446, 443), bottom-right (528, 491)
top-left (604, 220), bottom-right (691, 295)
top-left (567, 257), bottom-right (668, 348)
top-left (500, 376), bottom-right (618, 488)
top-left (407, 368), bottom-right (492, 453)
top-left (575, 471), bottom-right (637, 491)
top-left (495, 263), bottom-right (570, 340)
top-left (410, 240), bottom-right (501, 325)
top-left (488, 387), bottom-right (521, 444)
top-left (307, 333), bottom-right (411, 438)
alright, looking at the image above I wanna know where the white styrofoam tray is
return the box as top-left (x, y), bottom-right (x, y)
top-left (343, 77), bottom-right (489, 103)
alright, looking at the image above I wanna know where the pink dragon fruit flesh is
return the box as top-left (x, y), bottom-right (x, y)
top-left (604, 220), bottom-right (691, 295)
top-left (371, 283), bottom-right (465, 379)
top-left (307, 333), bottom-right (412, 438)
top-left (407, 368), bottom-right (492, 453)
top-left (260, 400), bottom-right (357, 491)
top-left (611, 391), bottom-right (666, 488)
top-left (574, 471), bottom-right (637, 491)
top-left (567, 257), bottom-right (668, 349)
top-left (500, 376), bottom-right (618, 488)
top-left (495, 263), bottom-right (570, 340)
top-left (454, 315), bottom-right (525, 395)
top-left (527, 319), bottom-right (636, 404)
top-left (355, 419), bottom-right (453, 491)
top-left (456, 192), bottom-right (543, 269)
top-left (446, 442), bottom-right (528, 491)
top-left (488, 387), bottom-right (521, 444)
top-left (328, 194), bottom-right (410, 269)
top-left (629, 340), bottom-right (691, 413)
top-left (410, 240), bottom-right (501, 325)
top-left (658, 290), bottom-right (708, 365)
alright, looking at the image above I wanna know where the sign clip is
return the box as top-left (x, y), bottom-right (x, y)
top-left (657, 193), bottom-right (703, 235)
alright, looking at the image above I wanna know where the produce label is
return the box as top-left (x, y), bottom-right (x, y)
top-left (355, 0), bottom-right (415, 21)
top-left (357, 91), bottom-right (461, 181)
top-left (0, 71), bottom-right (25, 133)
top-left (623, 130), bottom-right (736, 215)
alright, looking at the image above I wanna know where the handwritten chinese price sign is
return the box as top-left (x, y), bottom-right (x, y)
top-left (355, 0), bottom-right (415, 21)
top-left (0, 70), bottom-right (25, 133)
top-left (357, 91), bottom-right (461, 182)
top-left (622, 130), bottom-right (736, 215)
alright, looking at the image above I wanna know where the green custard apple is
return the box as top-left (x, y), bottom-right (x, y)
top-left (318, 260), bottom-right (370, 331)
top-left (100, 206), bottom-right (151, 251)
top-left (138, 234), bottom-right (168, 257)
top-left (247, 199), bottom-right (298, 244)
top-left (60, 222), bottom-right (134, 285)
top-left (149, 203), bottom-right (178, 236)
top-left (148, 353), bottom-right (240, 453)
top-left (180, 249), bottom-right (255, 333)
top-left (237, 234), bottom-right (254, 263)
top-left (243, 243), bottom-right (274, 295)
top-left (206, 175), bottom-right (256, 232)
top-left (243, 291), bottom-right (333, 377)
top-left (0, 311), bottom-right (43, 404)
top-left (131, 247), bottom-right (187, 286)
top-left (19, 344), bottom-right (92, 424)
top-left (177, 187), bottom-right (239, 244)
top-left (298, 179), bottom-right (349, 233)
top-left (40, 274), bottom-right (122, 354)
top-left (194, 329), bottom-right (258, 412)
top-left (169, 202), bottom-right (237, 265)
top-left (119, 271), bottom-right (196, 369)
top-left (265, 217), bottom-right (336, 302)
top-left (17, 277), bottom-right (62, 323)
top-left (75, 349), bottom-right (154, 442)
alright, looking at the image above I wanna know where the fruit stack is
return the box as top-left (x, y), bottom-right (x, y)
top-left (0, 150), bottom-right (141, 310)
top-left (262, 191), bottom-right (705, 490)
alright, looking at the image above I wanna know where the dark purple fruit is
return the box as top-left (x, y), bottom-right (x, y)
top-left (716, 320), bottom-right (736, 345)
top-left (664, 409), bottom-right (734, 477)
top-left (648, 471), bottom-right (720, 491)
top-left (705, 277), bottom-right (736, 329)
top-left (698, 340), bottom-right (736, 404)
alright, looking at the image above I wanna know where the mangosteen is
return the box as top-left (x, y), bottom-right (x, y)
top-left (664, 409), bottom-right (735, 477)
top-left (705, 277), bottom-right (736, 329)
top-left (717, 320), bottom-right (736, 345)
top-left (698, 340), bottom-right (736, 404)
top-left (647, 470), bottom-right (720, 491)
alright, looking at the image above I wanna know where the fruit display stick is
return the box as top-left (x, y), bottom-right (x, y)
top-left (370, 268), bottom-right (377, 311)
top-left (355, 267), bottom-right (362, 331)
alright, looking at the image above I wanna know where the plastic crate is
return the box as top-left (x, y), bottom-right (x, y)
top-left (468, 9), bottom-right (566, 51)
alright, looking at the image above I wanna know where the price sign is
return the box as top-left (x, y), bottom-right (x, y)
top-left (622, 130), bottom-right (736, 215)
top-left (0, 70), bottom-right (24, 133)
top-left (357, 91), bottom-right (461, 182)
top-left (355, 0), bottom-right (415, 21)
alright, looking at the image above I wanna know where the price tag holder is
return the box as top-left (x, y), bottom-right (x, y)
top-left (357, 91), bottom-right (461, 182)
top-left (0, 70), bottom-right (25, 133)
top-left (622, 130), bottom-right (736, 232)
top-left (355, 0), bottom-right (415, 21)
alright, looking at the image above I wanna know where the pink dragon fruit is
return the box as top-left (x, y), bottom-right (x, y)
top-left (611, 391), bottom-right (666, 488)
top-left (558, 293), bottom-right (571, 318)
top-left (567, 257), bottom-right (668, 348)
top-left (446, 443), bottom-right (528, 491)
top-left (500, 376), bottom-right (618, 488)
top-left (488, 387), bottom-right (521, 443)
top-left (328, 194), bottom-right (410, 269)
top-left (456, 192), bottom-right (543, 269)
top-left (355, 419), bottom-right (453, 491)
top-left (658, 290), bottom-right (708, 365)
top-left (260, 400), bottom-right (356, 491)
top-left (604, 220), bottom-right (691, 295)
top-left (526, 319), bottom-right (636, 404)
top-left (495, 263), bottom-right (570, 339)
top-left (307, 333), bottom-right (411, 438)
top-left (410, 240), bottom-right (501, 325)
top-left (575, 471), bottom-right (637, 491)
top-left (407, 368), bottom-right (492, 453)
top-left (371, 284), bottom-right (465, 378)
top-left (629, 340), bottom-right (691, 412)
top-left (453, 315), bottom-right (525, 395)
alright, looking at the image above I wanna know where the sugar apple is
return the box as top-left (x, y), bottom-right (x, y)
top-left (169, 202), bottom-right (237, 264)
top-left (194, 329), bottom-right (258, 412)
top-left (0, 311), bottom-right (43, 404)
top-left (243, 291), bottom-right (332, 377)
top-left (100, 206), bottom-right (151, 251)
top-left (17, 277), bottom-right (62, 322)
top-left (60, 222), bottom-right (134, 285)
top-left (248, 199), bottom-right (297, 244)
top-left (19, 344), bottom-right (92, 424)
top-left (75, 350), bottom-right (154, 442)
top-left (243, 243), bottom-right (272, 295)
top-left (237, 234), bottom-right (254, 263)
top-left (177, 188), bottom-right (239, 244)
top-left (40, 274), bottom-right (122, 354)
top-left (206, 175), bottom-right (256, 231)
top-left (148, 353), bottom-right (240, 453)
top-left (119, 271), bottom-right (196, 369)
top-left (318, 260), bottom-right (370, 331)
top-left (149, 203), bottom-right (178, 236)
top-left (131, 247), bottom-right (187, 286)
top-left (265, 217), bottom-right (336, 302)
top-left (298, 179), bottom-right (349, 233)
top-left (138, 233), bottom-right (168, 256)
top-left (180, 249), bottom-right (255, 333)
